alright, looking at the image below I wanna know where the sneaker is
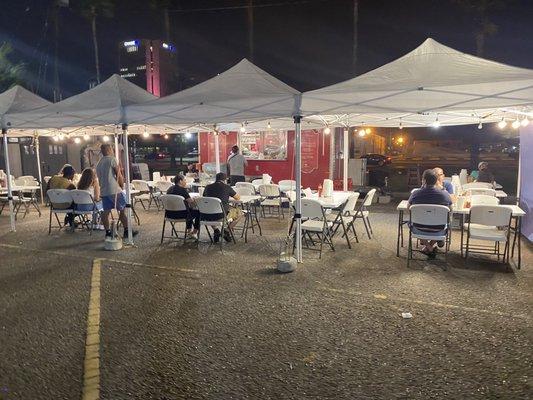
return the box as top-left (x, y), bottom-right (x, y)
top-left (213, 229), bottom-right (221, 243)
top-left (123, 229), bottom-right (139, 239)
top-left (223, 229), bottom-right (232, 243)
top-left (188, 232), bottom-right (199, 241)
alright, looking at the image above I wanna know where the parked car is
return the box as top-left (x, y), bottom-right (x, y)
top-left (360, 153), bottom-right (392, 166)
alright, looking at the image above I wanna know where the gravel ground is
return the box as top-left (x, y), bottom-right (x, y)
top-left (0, 202), bottom-right (531, 399)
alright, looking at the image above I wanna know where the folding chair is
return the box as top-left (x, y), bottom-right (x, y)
top-left (47, 189), bottom-right (74, 234)
top-left (196, 197), bottom-right (236, 250)
top-left (160, 194), bottom-right (189, 244)
top-left (278, 179), bottom-right (297, 193)
top-left (327, 193), bottom-right (360, 248)
top-left (464, 205), bottom-right (512, 264)
top-left (235, 182), bottom-right (256, 194)
top-left (407, 204), bottom-right (450, 267)
top-left (292, 198), bottom-right (335, 259)
top-left (234, 185), bottom-right (255, 196)
top-left (71, 189), bottom-right (102, 234)
top-left (351, 188), bottom-right (377, 239)
top-left (258, 184), bottom-right (289, 219)
top-left (470, 194), bottom-right (499, 206)
top-left (131, 179), bottom-right (159, 210)
top-left (462, 182), bottom-right (494, 190)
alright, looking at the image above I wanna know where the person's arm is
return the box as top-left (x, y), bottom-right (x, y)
top-left (113, 159), bottom-right (124, 189)
top-left (94, 178), bottom-right (101, 201)
top-left (229, 187), bottom-right (240, 201)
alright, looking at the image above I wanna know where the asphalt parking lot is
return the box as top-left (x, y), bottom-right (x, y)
top-left (0, 203), bottom-right (531, 399)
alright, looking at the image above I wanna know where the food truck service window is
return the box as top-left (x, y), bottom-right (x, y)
top-left (239, 130), bottom-right (287, 160)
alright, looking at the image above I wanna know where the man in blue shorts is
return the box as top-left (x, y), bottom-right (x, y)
top-left (96, 143), bottom-right (138, 239)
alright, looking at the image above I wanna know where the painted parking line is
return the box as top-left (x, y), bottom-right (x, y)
top-left (82, 259), bottom-right (102, 400)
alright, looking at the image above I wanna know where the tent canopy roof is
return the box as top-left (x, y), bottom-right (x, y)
top-left (301, 38), bottom-right (533, 126)
top-left (0, 86), bottom-right (51, 129)
top-left (6, 74), bottom-right (156, 129)
top-left (128, 59), bottom-right (301, 125)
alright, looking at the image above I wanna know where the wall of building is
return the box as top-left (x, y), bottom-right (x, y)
top-left (198, 129), bottom-right (331, 189)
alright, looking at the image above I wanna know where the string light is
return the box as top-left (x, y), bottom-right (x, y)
top-left (358, 128), bottom-right (366, 137)
top-left (53, 136), bottom-right (59, 142)
top-left (164, 134), bottom-right (169, 139)
top-left (512, 118), bottom-right (520, 129)
top-left (521, 117), bottom-right (530, 127)
top-left (74, 137), bottom-right (81, 144)
top-left (497, 118), bottom-right (507, 129)
top-left (365, 128), bottom-right (371, 134)
top-left (324, 126), bottom-right (331, 134)
top-left (240, 123), bottom-right (246, 133)
top-left (142, 127), bottom-right (150, 138)
top-left (399, 121), bottom-right (403, 130)
top-left (102, 135), bottom-right (110, 142)
top-left (58, 132), bottom-right (65, 141)
top-left (184, 132), bottom-right (192, 139)
top-left (432, 115), bottom-right (440, 128)
top-left (478, 120), bottom-right (483, 130)
top-left (267, 121), bottom-right (272, 129)
top-left (83, 133), bottom-right (90, 141)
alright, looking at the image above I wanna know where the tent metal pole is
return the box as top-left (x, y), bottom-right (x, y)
top-left (114, 131), bottom-right (120, 165)
top-left (214, 131), bottom-right (221, 173)
top-left (294, 116), bottom-right (302, 263)
top-left (516, 144), bottom-right (522, 205)
top-left (122, 124), bottom-right (134, 245)
top-left (343, 128), bottom-right (349, 191)
top-left (328, 128), bottom-right (335, 180)
top-left (2, 129), bottom-right (16, 232)
top-left (34, 133), bottom-right (44, 204)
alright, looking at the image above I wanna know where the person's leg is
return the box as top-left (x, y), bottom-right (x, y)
top-left (192, 210), bottom-right (200, 233)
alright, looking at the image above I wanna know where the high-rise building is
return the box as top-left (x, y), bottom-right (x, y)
top-left (118, 39), bottom-right (178, 97)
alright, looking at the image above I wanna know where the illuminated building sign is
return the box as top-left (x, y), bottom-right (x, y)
top-left (123, 40), bottom-right (139, 47)
top-left (162, 42), bottom-right (175, 52)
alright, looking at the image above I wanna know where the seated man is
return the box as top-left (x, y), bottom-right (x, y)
top-left (476, 161), bottom-right (495, 185)
top-left (433, 167), bottom-right (456, 202)
top-left (46, 165), bottom-right (77, 227)
top-left (408, 169), bottom-right (452, 258)
top-left (203, 172), bottom-right (242, 243)
top-left (167, 174), bottom-right (199, 240)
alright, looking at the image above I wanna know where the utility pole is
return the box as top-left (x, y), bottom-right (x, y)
top-left (247, 0), bottom-right (254, 62)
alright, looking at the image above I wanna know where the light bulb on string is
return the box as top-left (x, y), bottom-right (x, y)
top-left (184, 132), bottom-right (192, 139)
top-left (53, 135), bottom-right (59, 142)
top-left (324, 126), bottom-right (331, 134)
top-left (74, 137), bottom-right (81, 144)
top-left (498, 118), bottom-right (507, 129)
top-left (164, 134), bottom-right (169, 139)
top-left (521, 117), bottom-right (530, 127)
top-left (365, 128), bottom-right (371, 134)
top-left (240, 123), bottom-right (246, 133)
top-left (58, 132), bottom-right (65, 141)
top-left (358, 128), bottom-right (366, 137)
top-left (142, 127), bottom-right (149, 138)
top-left (478, 120), bottom-right (483, 130)
top-left (83, 133), bottom-right (90, 141)
top-left (399, 121), bottom-right (403, 130)
top-left (102, 135), bottom-right (110, 142)
top-left (432, 115), bottom-right (440, 128)
top-left (512, 119), bottom-right (520, 129)
top-left (267, 121), bottom-right (272, 129)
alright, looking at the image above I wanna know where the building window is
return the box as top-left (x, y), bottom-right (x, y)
top-left (136, 65), bottom-right (146, 70)
top-left (126, 46), bottom-right (138, 53)
top-left (120, 73), bottom-right (136, 78)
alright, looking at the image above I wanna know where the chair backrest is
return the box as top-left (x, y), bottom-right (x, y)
top-left (463, 182), bottom-right (493, 190)
top-left (155, 181), bottom-right (173, 192)
top-left (467, 188), bottom-right (496, 197)
top-left (409, 204), bottom-right (450, 227)
top-left (285, 190), bottom-right (297, 202)
top-left (132, 179), bottom-right (150, 192)
top-left (343, 193), bottom-right (360, 212)
top-left (363, 188), bottom-right (377, 206)
top-left (152, 171), bottom-right (161, 182)
top-left (47, 189), bottom-right (73, 209)
top-left (470, 205), bottom-right (512, 227)
top-left (259, 184), bottom-right (280, 197)
top-left (235, 182), bottom-right (256, 193)
top-left (278, 179), bottom-right (296, 192)
top-left (470, 194), bottom-right (499, 206)
top-left (17, 176), bottom-right (37, 186)
top-left (161, 194), bottom-right (187, 212)
top-left (251, 178), bottom-right (264, 186)
top-left (234, 186), bottom-right (255, 196)
top-left (196, 196), bottom-right (224, 215)
top-left (70, 189), bottom-right (95, 206)
top-left (300, 198), bottom-right (325, 220)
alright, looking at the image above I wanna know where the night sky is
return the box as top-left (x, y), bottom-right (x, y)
top-left (1, 0), bottom-right (532, 101)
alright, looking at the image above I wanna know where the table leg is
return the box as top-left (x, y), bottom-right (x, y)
top-left (511, 216), bottom-right (522, 269)
top-left (396, 210), bottom-right (403, 257)
top-left (460, 214), bottom-right (464, 258)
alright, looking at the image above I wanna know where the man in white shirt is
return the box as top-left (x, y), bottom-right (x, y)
top-left (227, 145), bottom-right (248, 186)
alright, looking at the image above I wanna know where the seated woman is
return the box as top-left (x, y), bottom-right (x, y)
top-left (77, 168), bottom-right (103, 212)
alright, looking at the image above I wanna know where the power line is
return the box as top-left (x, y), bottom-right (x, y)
top-left (168, 0), bottom-right (332, 13)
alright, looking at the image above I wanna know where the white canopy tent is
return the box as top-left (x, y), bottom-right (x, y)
top-left (301, 38), bottom-right (533, 128)
top-left (1, 86), bottom-right (51, 231)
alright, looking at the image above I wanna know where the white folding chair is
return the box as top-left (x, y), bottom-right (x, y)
top-left (258, 184), bottom-right (288, 219)
top-left (351, 188), bottom-right (376, 239)
top-left (407, 204), bottom-right (450, 267)
top-left (292, 198), bottom-right (335, 259)
top-left (152, 171), bottom-right (161, 182)
top-left (132, 179), bottom-right (159, 210)
top-left (71, 189), bottom-right (101, 234)
top-left (463, 182), bottom-right (494, 190)
top-left (251, 178), bottom-right (264, 186)
top-left (196, 196), bottom-right (236, 248)
top-left (470, 194), bottom-right (499, 206)
top-left (465, 205), bottom-right (512, 264)
top-left (327, 192), bottom-right (360, 248)
top-left (234, 186), bottom-right (255, 196)
top-left (155, 180), bottom-right (173, 193)
top-left (160, 194), bottom-right (189, 244)
top-left (47, 189), bottom-right (73, 234)
top-left (235, 181), bottom-right (256, 194)
top-left (278, 179), bottom-right (297, 193)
